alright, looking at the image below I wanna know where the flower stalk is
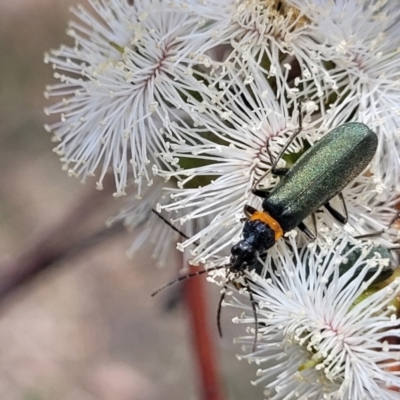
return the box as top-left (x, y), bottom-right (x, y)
top-left (184, 261), bottom-right (226, 400)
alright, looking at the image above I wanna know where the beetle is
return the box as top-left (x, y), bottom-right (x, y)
top-left (231, 122), bottom-right (378, 271)
top-left (152, 122), bottom-right (378, 351)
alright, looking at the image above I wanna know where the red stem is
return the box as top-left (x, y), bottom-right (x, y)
top-left (184, 264), bottom-right (225, 400)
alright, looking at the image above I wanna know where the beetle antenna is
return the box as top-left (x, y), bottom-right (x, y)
top-left (151, 265), bottom-right (227, 297)
top-left (243, 274), bottom-right (258, 353)
top-left (152, 209), bottom-right (190, 240)
top-left (152, 209), bottom-right (203, 248)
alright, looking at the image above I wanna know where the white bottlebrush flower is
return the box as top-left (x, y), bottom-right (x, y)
top-left (183, 0), bottom-right (318, 92)
top-left (158, 71), bottom-right (400, 265)
top-left (231, 235), bottom-right (400, 400)
top-left (107, 179), bottom-right (177, 266)
top-left (108, 178), bottom-right (210, 267)
top-left (285, 0), bottom-right (400, 187)
top-left (44, 0), bottom-right (217, 196)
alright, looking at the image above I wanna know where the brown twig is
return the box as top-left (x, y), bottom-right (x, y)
top-left (184, 262), bottom-right (225, 400)
top-left (0, 184), bottom-right (123, 303)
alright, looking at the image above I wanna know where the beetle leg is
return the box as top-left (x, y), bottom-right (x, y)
top-left (354, 211), bottom-right (400, 239)
top-left (244, 204), bottom-right (258, 218)
top-left (251, 188), bottom-right (270, 199)
top-left (243, 274), bottom-right (258, 352)
top-left (324, 194), bottom-right (348, 224)
top-left (271, 167), bottom-right (289, 176)
top-left (354, 230), bottom-right (385, 240)
top-left (281, 238), bottom-right (295, 253)
top-left (217, 283), bottom-right (228, 338)
top-left (312, 212), bottom-right (318, 238)
top-left (338, 193), bottom-right (349, 222)
top-left (297, 222), bottom-right (316, 241)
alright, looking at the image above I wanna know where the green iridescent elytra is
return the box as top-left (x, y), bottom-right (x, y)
top-left (263, 122), bottom-right (378, 231)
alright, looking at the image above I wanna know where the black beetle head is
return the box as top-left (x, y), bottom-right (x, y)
top-left (230, 241), bottom-right (257, 272)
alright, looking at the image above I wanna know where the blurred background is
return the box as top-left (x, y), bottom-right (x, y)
top-left (0, 1), bottom-right (261, 399)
